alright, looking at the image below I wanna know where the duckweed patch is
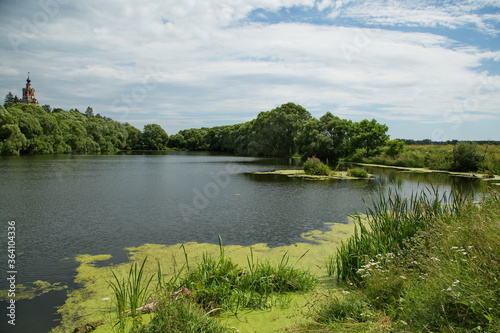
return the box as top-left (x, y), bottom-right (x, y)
top-left (0, 280), bottom-right (67, 301)
top-left (52, 222), bottom-right (355, 332)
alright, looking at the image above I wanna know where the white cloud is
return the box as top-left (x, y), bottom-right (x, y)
top-left (337, 0), bottom-right (499, 35)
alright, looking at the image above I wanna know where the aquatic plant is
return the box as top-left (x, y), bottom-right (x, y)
top-left (109, 257), bottom-right (154, 332)
top-left (178, 237), bottom-right (316, 314)
top-left (346, 168), bottom-right (368, 178)
top-left (329, 187), bottom-right (456, 284)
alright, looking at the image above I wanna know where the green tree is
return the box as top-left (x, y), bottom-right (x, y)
top-left (4, 92), bottom-right (15, 108)
top-left (249, 102), bottom-right (312, 157)
top-left (350, 119), bottom-right (389, 157)
top-left (41, 104), bottom-right (52, 113)
top-left (0, 124), bottom-right (27, 155)
top-left (386, 139), bottom-right (405, 157)
top-left (452, 142), bottom-right (482, 172)
top-left (143, 124), bottom-right (169, 150)
top-left (125, 125), bottom-right (142, 150)
top-left (297, 113), bottom-right (353, 163)
top-left (85, 106), bottom-right (94, 118)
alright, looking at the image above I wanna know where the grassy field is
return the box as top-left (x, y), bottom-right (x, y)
top-left (354, 143), bottom-right (500, 175)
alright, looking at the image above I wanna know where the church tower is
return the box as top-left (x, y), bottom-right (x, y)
top-left (21, 72), bottom-right (38, 105)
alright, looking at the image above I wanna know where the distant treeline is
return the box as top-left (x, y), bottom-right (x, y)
top-left (167, 102), bottom-right (390, 162)
top-left (0, 103), bottom-right (168, 155)
top-left (401, 139), bottom-right (500, 145)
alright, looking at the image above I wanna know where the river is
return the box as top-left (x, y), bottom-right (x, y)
top-left (0, 152), bottom-right (487, 332)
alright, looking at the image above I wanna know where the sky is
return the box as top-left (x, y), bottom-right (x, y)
top-left (0, 0), bottom-right (499, 141)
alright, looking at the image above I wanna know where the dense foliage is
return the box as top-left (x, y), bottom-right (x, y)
top-left (0, 103), bottom-right (168, 155)
top-left (303, 157), bottom-right (331, 175)
top-left (168, 102), bottom-right (389, 162)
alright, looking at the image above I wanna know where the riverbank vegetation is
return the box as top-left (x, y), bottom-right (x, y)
top-left (0, 103), bottom-right (169, 155)
top-left (306, 188), bottom-right (500, 332)
top-left (354, 141), bottom-right (500, 175)
top-left (53, 188), bottom-right (499, 333)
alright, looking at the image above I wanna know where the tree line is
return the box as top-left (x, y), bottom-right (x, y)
top-left (168, 102), bottom-right (389, 162)
top-left (1, 100), bottom-right (391, 161)
top-left (0, 103), bottom-right (168, 155)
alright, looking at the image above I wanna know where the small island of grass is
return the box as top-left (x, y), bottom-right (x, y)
top-left (252, 157), bottom-right (373, 180)
top-left (250, 169), bottom-right (372, 180)
top-left (251, 158), bottom-right (372, 180)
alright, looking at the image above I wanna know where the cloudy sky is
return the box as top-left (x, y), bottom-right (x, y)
top-left (1, 0), bottom-right (499, 140)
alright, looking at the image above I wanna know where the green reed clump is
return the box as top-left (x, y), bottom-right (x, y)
top-left (109, 257), bottom-right (155, 332)
top-left (392, 190), bottom-right (500, 332)
top-left (179, 242), bottom-right (316, 314)
top-left (330, 187), bottom-right (457, 284)
top-left (313, 291), bottom-right (374, 324)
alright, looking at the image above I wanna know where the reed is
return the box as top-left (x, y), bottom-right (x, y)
top-left (330, 187), bottom-right (458, 284)
top-left (178, 241), bottom-right (316, 314)
top-left (109, 257), bottom-right (154, 332)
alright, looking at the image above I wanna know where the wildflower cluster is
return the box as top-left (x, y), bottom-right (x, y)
top-left (356, 253), bottom-right (395, 279)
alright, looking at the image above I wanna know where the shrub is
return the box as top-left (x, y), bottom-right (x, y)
top-left (346, 168), bottom-right (368, 178)
top-left (386, 139), bottom-right (405, 157)
top-left (303, 157), bottom-right (331, 176)
top-left (452, 142), bottom-right (482, 172)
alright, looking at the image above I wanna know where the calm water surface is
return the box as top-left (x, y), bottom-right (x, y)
top-left (0, 152), bottom-right (487, 332)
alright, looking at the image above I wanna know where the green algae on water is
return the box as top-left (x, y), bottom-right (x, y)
top-left (53, 221), bottom-right (357, 332)
top-left (0, 280), bottom-right (67, 301)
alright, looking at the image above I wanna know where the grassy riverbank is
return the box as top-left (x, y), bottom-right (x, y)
top-left (53, 189), bottom-right (499, 333)
top-left (353, 143), bottom-right (500, 175)
top-left (305, 188), bottom-right (500, 332)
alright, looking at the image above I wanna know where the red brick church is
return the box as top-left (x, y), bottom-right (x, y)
top-left (21, 72), bottom-right (38, 105)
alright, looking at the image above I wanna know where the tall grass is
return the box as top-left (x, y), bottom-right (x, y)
top-left (109, 257), bottom-right (155, 332)
top-left (317, 188), bottom-right (500, 332)
top-left (179, 238), bottom-right (316, 314)
top-left (329, 187), bottom-right (459, 284)
top-left (139, 297), bottom-right (230, 333)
